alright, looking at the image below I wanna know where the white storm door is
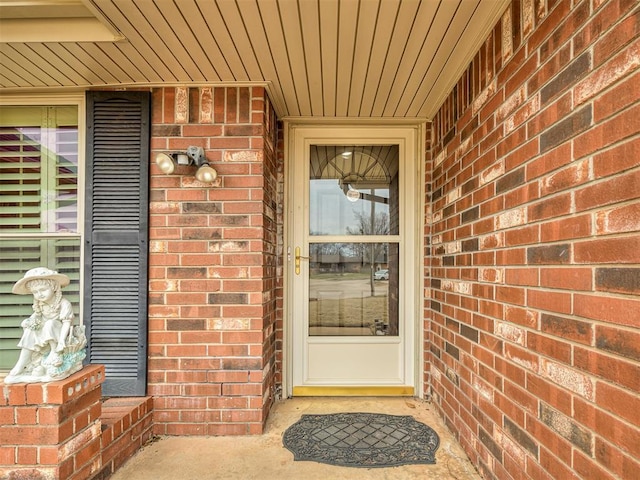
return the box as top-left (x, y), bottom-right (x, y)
top-left (289, 126), bottom-right (419, 396)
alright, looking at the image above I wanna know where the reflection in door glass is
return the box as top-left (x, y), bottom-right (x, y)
top-left (309, 145), bottom-right (399, 236)
top-left (308, 243), bottom-right (399, 337)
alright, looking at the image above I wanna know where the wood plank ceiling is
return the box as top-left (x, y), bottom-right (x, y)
top-left (0, 0), bottom-right (508, 119)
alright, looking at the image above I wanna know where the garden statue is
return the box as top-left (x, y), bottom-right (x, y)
top-left (3, 267), bottom-right (87, 384)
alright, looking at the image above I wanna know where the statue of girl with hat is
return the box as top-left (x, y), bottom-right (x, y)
top-left (4, 267), bottom-right (87, 384)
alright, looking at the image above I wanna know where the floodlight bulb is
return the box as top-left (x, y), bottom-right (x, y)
top-left (155, 153), bottom-right (175, 174)
top-left (195, 164), bottom-right (218, 183)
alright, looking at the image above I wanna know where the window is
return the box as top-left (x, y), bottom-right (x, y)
top-left (0, 92), bottom-right (150, 395)
top-left (0, 102), bottom-right (82, 371)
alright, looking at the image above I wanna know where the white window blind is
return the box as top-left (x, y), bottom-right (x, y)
top-left (0, 106), bottom-right (80, 370)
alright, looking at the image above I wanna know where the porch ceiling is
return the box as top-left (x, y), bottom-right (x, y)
top-left (0, 0), bottom-right (508, 119)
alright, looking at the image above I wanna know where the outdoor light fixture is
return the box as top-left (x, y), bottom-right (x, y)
top-left (154, 146), bottom-right (218, 183)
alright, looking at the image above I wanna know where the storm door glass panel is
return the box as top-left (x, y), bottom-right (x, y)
top-left (308, 145), bottom-right (399, 337)
top-left (309, 145), bottom-right (399, 236)
top-left (308, 242), bottom-right (399, 336)
top-left (0, 106), bottom-right (80, 370)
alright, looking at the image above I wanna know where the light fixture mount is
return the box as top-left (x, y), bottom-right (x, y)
top-left (186, 146), bottom-right (207, 167)
top-left (154, 146), bottom-right (218, 184)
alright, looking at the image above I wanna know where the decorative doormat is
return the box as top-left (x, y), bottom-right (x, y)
top-left (282, 412), bottom-right (440, 468)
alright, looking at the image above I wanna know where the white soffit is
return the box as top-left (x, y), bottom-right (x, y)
top-left (0, 0), bottom-right (509, 120)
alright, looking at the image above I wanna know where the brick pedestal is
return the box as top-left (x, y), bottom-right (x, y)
top-left (0, 365), bottom-right (105, 480)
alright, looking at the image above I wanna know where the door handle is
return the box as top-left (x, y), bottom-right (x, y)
top-left (295, 246), bottom-right (310, 275)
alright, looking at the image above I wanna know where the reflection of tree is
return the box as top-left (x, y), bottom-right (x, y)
top-left (346, 211), bottom-right (389, 236)
top-left (309, 241), bottom-right (344, 257)
top-left (347, 211), bottom-right (389, 295)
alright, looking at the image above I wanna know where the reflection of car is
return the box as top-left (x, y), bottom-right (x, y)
top-left (374, 269), bottom-right (389, 280)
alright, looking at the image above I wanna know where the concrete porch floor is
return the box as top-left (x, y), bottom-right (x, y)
top-left (110, 397), bottom-right (481, 480)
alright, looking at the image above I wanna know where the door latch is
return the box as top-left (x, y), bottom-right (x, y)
top-left (295, 246), bottom-right (310, 275)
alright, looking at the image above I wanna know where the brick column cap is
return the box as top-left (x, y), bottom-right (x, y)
top-left (1, 364), bottom-right (105, 405)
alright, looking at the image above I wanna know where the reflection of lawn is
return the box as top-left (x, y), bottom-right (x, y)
top-left (309, 295), bottom-right (388, 328)
top-left (310, 272), bottom-right (371, 281)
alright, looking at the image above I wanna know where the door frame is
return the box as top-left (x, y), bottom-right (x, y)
top-left (282, 120), bottom-right (426, 398)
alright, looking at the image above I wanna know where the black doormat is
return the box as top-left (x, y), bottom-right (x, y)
top-left (282, 412), bottom-right (440, 468)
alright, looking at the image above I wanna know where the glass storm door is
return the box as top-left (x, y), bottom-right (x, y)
top-left (289, 126), bottom-right (419, 396)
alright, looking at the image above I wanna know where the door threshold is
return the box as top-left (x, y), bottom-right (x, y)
top-left (292, 386), bottom-right (414, 397)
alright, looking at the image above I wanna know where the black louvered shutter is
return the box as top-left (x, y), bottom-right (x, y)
top-left (84, 91), bottom-right (150, 396)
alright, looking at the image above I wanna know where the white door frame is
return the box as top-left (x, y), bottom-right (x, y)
top-left (282, 120), bottom-right (426, 398)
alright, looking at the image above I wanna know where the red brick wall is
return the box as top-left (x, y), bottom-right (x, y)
top-left (1, 366), bottom-right (153, 480)
top-left (427, 1), bottom-right (639, 479)
top-left (0, 366), bottom-right (105, 480)
top-left (424, 123), bottom-right (434, 393)
top-left (148, 86), bottom-right (281, 435)
top-left (274, 123), bottom-right (285, 391)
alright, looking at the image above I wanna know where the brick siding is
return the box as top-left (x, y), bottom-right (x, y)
top-left (0, 366), bottom-right (106, 480)
top-left (1, 366), bottom-right (153, 480)
top-left (148, 87), bottom-right (281, 435)
top-left (427, 0), bottom-right (640, 479)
